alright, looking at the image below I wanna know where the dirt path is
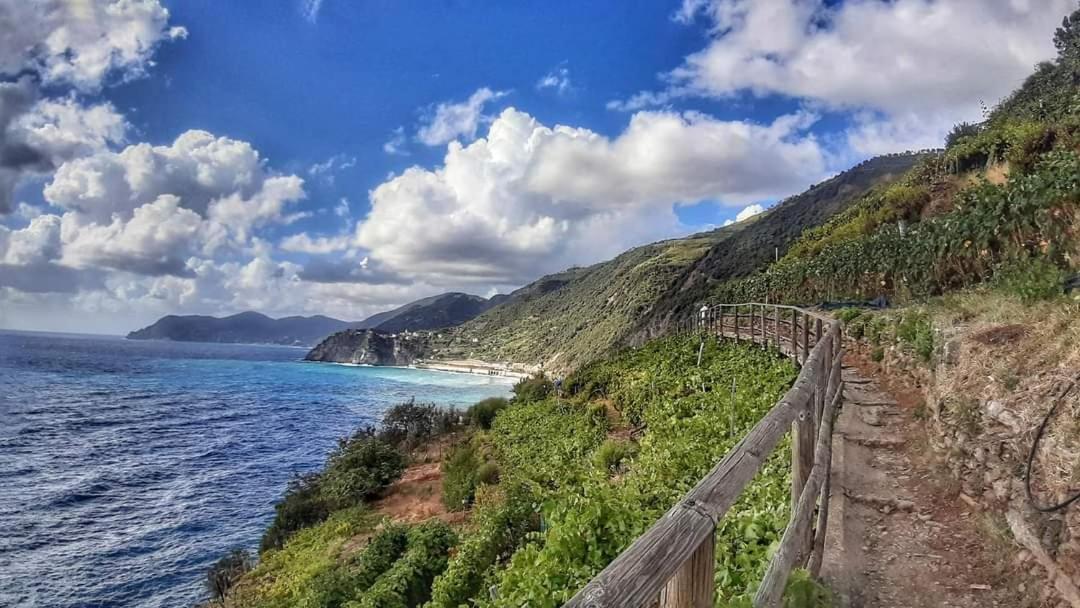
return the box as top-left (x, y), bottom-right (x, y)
top-left (821, 359), bottom-right (1040, 608)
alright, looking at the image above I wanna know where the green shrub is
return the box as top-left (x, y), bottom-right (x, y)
top-left (349, 520), bottom-right (457, 608)
top-left (897, 312), bottom-right (934, 363)
top-left (592, 439), bottom-right (638, 475)
top-left (511, 373), bottom-right (553, 403)
top-left (467, 397), bottom-right (509, 430)
top-left (380, 401), bottom-right (460, 448)
top-left (870, 347), bottom-right (885, 363)
top-left (321, 431), bottom-right (406, 508)
top-left (475, 461), bottom-right (500, 486)
top-left (995, 257), bottom-right (1066, 302)
top-left (442, 441), bottom-right (482, 511)
top-left (783, 569), bottom-right (835, 608)
top-left (835, 307), bottom-right (864, 323)
top-left (261, 472), bottom-right (333, 552)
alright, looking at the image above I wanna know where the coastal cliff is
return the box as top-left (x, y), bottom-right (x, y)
top-left (304, 329), bottom-right (428, 366)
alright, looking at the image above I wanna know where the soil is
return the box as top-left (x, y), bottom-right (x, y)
top-left (821, 352), bottom-right (1047, 607)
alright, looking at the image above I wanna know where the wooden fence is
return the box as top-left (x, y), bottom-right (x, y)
top-left (564, 303), bottom-right (844, 608)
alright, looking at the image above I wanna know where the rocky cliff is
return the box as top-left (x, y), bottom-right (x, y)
top-left (304, 329), bottom-right (429, 366)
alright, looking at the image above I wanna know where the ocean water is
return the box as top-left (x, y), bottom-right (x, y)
top-left (0, 330), bottom-right (513, 608)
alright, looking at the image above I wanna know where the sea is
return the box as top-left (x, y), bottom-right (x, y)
top-left (0, 330), bottom-right (514, 608)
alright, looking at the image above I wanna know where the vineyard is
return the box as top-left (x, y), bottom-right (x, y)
top-left (217, 336), bottom-right (800, 608)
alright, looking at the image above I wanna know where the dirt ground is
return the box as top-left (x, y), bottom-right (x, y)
top-left (822, 353), bottom-right (1049, 608)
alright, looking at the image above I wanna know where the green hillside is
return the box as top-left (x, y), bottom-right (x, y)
top-left (449, 153), bottom-right (923, 371)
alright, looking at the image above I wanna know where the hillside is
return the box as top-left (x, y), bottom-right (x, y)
top-left (451, 152), bottom-right (923, 370)
top-left (362, 292), bottom-right (505, 333)
top-left (126, 312), bottom-right (351, 347)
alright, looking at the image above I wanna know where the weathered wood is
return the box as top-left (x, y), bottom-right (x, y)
top-left (754, 366), bottom-right (841, 608)
top-left (809, 380), bottom-right (842, 578)
top-left (658, 530), bottom-right (715, 608)
top-left (801, 312), bottom-right (810, 364)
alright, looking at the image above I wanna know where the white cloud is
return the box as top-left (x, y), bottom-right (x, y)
top-left (536, 67), bottom-right (573, 95)
top-left (0, 0), bottom-right (186, 92)
top-left (308, 153), bottom-right (356, 184)
top-left (383, 126), bottom-right (409, 156)
top-left (416, 87), bottom-right (510, 147)
top-left (722, 203), bottom-right (765, 226)
top-left (300, 0), bottom-right (323, 23)
top-left (624, 0), bottom-right (1070, 152)
top-left (357, 107), bottom-right (827, 285)
top-left (16, 96), bottom-right (129, 161)
top-left (280, 231), bottom-right (352, 255)
top-left (44, 129), bottom-right (297, 223)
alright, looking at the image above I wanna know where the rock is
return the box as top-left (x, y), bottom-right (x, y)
top-left (984, 399), bottom-right (1023, 433)
top-left (305, 328), bottom-right (428, 366)
top-left (974, 447), bottom-right (987, 464)
top-left (992, 479), bottom-right (1011, 502)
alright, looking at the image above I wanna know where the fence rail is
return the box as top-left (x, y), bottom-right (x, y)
top-left (564, 303), bottom-right (844, 608)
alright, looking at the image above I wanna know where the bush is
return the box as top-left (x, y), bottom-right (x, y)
top-left (995, 257), bottom-right (1066, 302)
top-left (467, 397), bottom-right (508, 429)
top-left (321, 430), bottom-right (406, 508)
top-left (897, 312), bottom-right (934, 363)
top-left (205, 548), bottom-right (253, 603)
top-left (261, 472), bottom-right (333, 552)
top-left (442, 441), bottom-right (482, 511)
top-left (512, 373), bottom-right (553, 403)
top-left (380, 400), bottom-right (460, 448)
top-left (945, 121), bottom-right (983, 148)
top-left (475, 461), bottom-right (500, 486)
top-left (592, 439), bottom-right (638, 475)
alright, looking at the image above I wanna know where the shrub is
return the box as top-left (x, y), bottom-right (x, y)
top-left (897, 312), bottom-right (934, 363)
top-left (442, 441), bottom-right (482, 511)
top-left (380, 400), bottom-right (459, 448)
top-left (835, 307), bottom-right (864, 323)
top-left (467, 397), bottom-right (509, 429)
top-left (261, 472), bottom-right (333, 552)
top-left (592, 439), bottom-right (638, 475)
top-left (946, 121), bottom-right (983, 148)
top-left (205, 548), bottom-right (253, 603)
top-left (870, 347), bottom-right (885, 363)
top-left (995, 257), bottom-right (1065, 302)
top-left (321, 430), bottom-right (406, 508)
top-left (511, 373), bottom-right (553, 403)
top-left (475, 461), bottom-right (500, 486)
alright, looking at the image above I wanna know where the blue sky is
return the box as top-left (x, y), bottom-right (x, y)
top-left (0, 0), bottom-right (1071, 333)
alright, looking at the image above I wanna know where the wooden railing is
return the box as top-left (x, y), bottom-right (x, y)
top-left (565, 303), bottom-right (844, 608)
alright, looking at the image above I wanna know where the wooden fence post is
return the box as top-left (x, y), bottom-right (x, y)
top-left (659, 530), bottom-right (716, 608)
top-left (801, 312), bottom-right (810, 365)
top-left (760, 305), bottom-right (767, 349)
top-left (718, 306), bottom-right (725, 339)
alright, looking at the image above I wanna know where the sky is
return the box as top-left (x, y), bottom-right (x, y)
top-left (0, 0), bottom-right (1072, 334)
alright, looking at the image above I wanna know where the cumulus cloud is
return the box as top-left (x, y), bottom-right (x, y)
top-left (44, 130), bottom-right (298, 223)
top-left (619, 0), bottom-right (1070, 152)
top-left (356, 107), bottom-right (827, 285)
top-left (416, 88), bottom-right (510, 147)
top-left (722, 203), bottom-right (765, 226)
top-left (0, 0), bottom-right (186, 92)
top-left (0, 81), bottom-right (131, 214)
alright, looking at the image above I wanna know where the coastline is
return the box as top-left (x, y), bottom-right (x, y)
top-left (311, 359), bottom-right (526, 382)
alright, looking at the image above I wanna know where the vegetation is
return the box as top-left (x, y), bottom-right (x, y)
top-left (441, 440), bottom-right (484, 511)
top-left (466, 397), bottom-right (508, 430)
top-left (206, 549), bottom-right (254, 605)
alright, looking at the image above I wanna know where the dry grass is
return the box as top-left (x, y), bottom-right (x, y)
top-left (927, 290), bottom-right (1080, 506)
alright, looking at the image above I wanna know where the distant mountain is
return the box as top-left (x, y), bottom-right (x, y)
top-left (450, 153), bottom-right (927, 370)
top-left (356, 292), bottom-right (507, 333)
top-left (126, 312), bottom-right (351, 346)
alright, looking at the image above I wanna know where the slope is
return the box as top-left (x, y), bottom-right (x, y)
top-left (453, 153), bottom-right (923, 371)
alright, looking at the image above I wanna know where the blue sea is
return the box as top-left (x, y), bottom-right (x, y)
top-left (0, 330), bottom-right (513, 608)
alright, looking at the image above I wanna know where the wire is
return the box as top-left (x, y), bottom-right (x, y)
top-left (1025, 379), bottom-right (1080, 513)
